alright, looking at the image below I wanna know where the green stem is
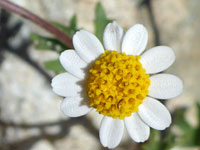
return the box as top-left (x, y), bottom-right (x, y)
top-left (0, 0), bottom-right (73, 48)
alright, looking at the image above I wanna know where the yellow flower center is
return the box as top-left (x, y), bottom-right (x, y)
top-left (86, 50), bottom-right (150, 120)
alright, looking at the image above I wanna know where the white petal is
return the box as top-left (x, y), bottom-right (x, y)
top-left (51, 73), bottom-right (82, 97)
top-left (149, 74), bottom-right (183, 99)
top-left (59, 50), bottom-right (87, 79)
top-left (138, 97), bottom-right (171, 130)
top-left (103, 21), bottom-right (124, 52)
top-left (100, 117), bottom-right (124, 149)
top-left (73, 30), bottom-right (104, 63)
top-left (140, 46), bottom-right (175, 74)
top-left (61, 96), bottom-right (92, 117)
top-left (125, 113), bottom-right (150, 142)
top-left (122, 24), bottom-right (148, 55)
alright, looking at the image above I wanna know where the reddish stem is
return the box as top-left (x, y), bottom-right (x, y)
top-left (0, 0), bottom-right (73, 48)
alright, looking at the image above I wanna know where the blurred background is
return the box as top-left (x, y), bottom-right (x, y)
top-left (0, 0), bottom-right (200, 150)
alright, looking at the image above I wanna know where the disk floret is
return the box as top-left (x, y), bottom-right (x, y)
top-left (87, 50), bottom-right (150, 119)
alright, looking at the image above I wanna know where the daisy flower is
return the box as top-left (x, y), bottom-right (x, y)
top-left (51, 21), bottom-right (183, 149)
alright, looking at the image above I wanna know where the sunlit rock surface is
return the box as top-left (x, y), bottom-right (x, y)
top-left (152, 0), bottom-right (200, 126)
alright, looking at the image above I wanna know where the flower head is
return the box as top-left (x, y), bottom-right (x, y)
top-left (51, 21), bottom-right (183, 149)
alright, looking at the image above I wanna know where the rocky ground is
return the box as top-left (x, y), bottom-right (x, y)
top-left (0, 0), bottom-right (200, 150)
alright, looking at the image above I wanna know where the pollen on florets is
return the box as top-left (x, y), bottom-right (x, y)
top-left (86, 50), bottom-right (150, 120)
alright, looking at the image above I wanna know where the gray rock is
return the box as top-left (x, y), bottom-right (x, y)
top-left (152, 0), bottom-right (200, 123)
top-left (0, 52), bottom-right (63, 124)
top-left (54, 125), bottom-right (99, 150)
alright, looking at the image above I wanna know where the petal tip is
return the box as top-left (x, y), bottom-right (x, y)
top-left (136, 138), bottom-right (149, 143)
top-left (122, 23), bottom-right (148, 55)
top-left (159, 121), bottom-right (171, 130)
top-left (141, 46), bottom-right (176, 74)
top-left (59, 50), bottom-right (67, 66)
top-left (149, 74), bottom-right (184, 99)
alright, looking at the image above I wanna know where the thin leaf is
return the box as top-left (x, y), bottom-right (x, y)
top-left (52, 15), bottom-right (78, 36)
top-left (174, 105), bottom-right (200, 147)
top-left (44, 59), bottom-right (65, 74)
top-left (94, 2), bottom-right (112, 43)
top-left (142, 130), bottom-right (175, 150)
top-left (30, 34), bottom-right (68, 53)
top-left (197, 103), bottom-right (200, 125)
top-left (161, 132), bottom-right (176, 150)
top-left (174, 108), bottom-right (192, 131)
top-left (69, 15), bottom-right (77, 31)
top-left (142, 130), bottom-right (161, 150)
